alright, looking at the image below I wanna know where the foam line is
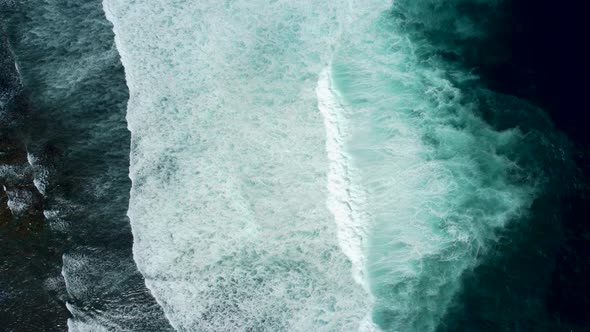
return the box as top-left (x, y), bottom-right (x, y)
top-left (316, 68), bottom-right (369, 288)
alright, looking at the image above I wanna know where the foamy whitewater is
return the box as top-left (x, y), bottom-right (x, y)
top-left (103, 0), bottom-right (540, 331)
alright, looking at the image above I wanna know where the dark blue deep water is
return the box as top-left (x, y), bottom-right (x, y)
top-left (1, 1), bottom-right (171, 330)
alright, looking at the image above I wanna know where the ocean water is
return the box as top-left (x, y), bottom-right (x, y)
top-left (1, 1), bottom-right (170, 331)
top-left (103, 1), bottom-right (374, 331)
top-left (103, 0), bottom-right (575, 331)
top-left (329, 2), bottom-right (577, 330)
top-left (1, 0), bottom-right (588, 331)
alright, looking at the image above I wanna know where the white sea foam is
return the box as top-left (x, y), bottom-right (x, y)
top-left (101, 0), bottom-right (542, 330)
top-left (26, 152), bottom-right (47, 195)
top-left (5, 188), bottom-right (32, 214)
top-left (1, 163), bottom-right (34, 215)
top-left (103, 1), bottom-right (371, 330)
top-left (43, 209), bottom-right (68, 232)
top-left (316, 68), bottom-right (369, 288)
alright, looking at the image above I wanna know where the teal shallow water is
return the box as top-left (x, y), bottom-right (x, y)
top-left (104, 0), bottom-right (572, 331)
top-left (328, 9), bottom-right (549, 330)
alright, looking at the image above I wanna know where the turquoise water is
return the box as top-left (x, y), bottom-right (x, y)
top-left (325, 7), bottom-right (547, 331)
top-left (103, 0), bottom-right (569, 331)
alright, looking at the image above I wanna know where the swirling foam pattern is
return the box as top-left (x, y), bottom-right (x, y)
top-left (103, 0), bottom-right (550, 331)
top-left (325, 2), bottom-right (543, 331)
top-left (103, 1), bottom-right (373, 331)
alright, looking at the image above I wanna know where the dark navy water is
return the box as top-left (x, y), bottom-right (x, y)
top-left (389, 1), bottom-right (590, 331)
top-left (1, 1), bottom-right (171, 330)
top-left (403, 1), bottom-right (590, 330)
top-left (1, 0), bottom-right (589, 331)
top-left (434, 1), bottom-right (590, 330)
top-left (1, 14), bottom-right (67, 331)
top-left (359, 1), bottom-right (588, 331)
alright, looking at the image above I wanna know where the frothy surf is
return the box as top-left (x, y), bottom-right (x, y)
top-left (104, 0), bottom-right (553, 331)
top-left (326, 4), bottom-right (544, 330)
top-left (316, 68), bottom-right (369, 289)
top-left (103, 0), bottom-right (371, 330)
